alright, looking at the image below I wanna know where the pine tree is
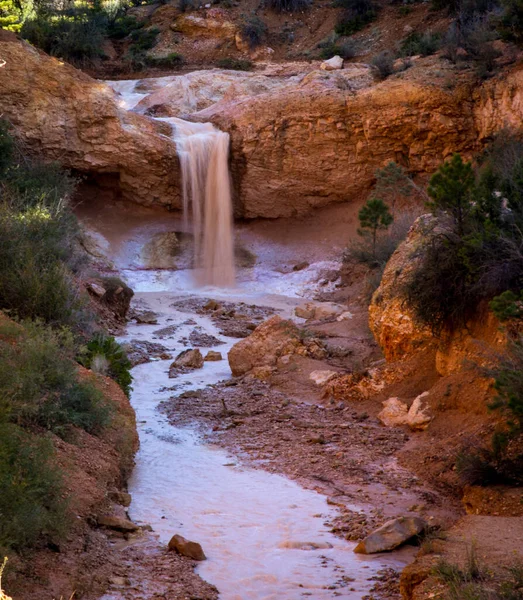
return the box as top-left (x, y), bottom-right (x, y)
top-left (427, 153), bottom-right (475, 236)
top-left (357, 197), bottom-right (393, 259)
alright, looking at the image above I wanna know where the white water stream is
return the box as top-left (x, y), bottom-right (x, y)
top-left (92, 78), bottom-right (414, 599)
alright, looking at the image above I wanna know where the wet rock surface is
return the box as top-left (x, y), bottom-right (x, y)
top-left (170, 296), bottom-right (278, 338)
top-left (168, 534), bottom-right (206, 561)
top-left (160, 377), bottom-right (448, 546)
top-left (354, 517), bottom-right (427, 554)
top-left (124, 339), bottom-right (172, 367)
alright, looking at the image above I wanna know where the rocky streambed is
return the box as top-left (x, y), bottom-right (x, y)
top-left (79, 199), bottom-right (457, 600)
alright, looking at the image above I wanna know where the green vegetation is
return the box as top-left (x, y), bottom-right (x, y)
top-left (0, 321), bottom-right (111, 436)
top-left (265, 0), bottom-right (311, 12)
top-left (0, 423), bottom-right (67, 553)
top-left (357, 198), bottom-right (394, 259)
top-left (400, 31), bottom-right (441, 57)
top-left (371, 50), bottom-right (394, 79)
top-left (79, 332), bottom-right (132, 397)
top-left (145, 52), bottom-right (184, 68)
top-left (334, 0), bottom-right (377, 35)
top-left (317, 36), bottom-right (356, 59)
top-left (404, 141), bottom-right (523, 335)
top-left (0, 121), bottom-right (132, 559)
top-left (216, 57), bottom-right (254, 70)
top-left (240, 16), bottom-right (267, 48)
top-left (433, 549), bottom-right (523, 600)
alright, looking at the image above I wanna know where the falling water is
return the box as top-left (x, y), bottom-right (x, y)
top-left (163, 117), bottom-right (236, 287)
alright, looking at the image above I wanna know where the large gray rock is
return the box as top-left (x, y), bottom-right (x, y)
top-left (172, 348), bottom-right (204, 369)
top-left (168, 534), bottom-right (206, 561)
top-left (354, 516), bottom-right (427, 554)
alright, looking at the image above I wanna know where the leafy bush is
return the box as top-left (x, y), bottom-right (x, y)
top-left (129, 26), bottom-right (159, 52)
top-left (240, 16), bottom-right (268, 48)
top-left (404, 142), bottom-right (523, 335)
top-left (0, 423), bottom-right (67, 552)
top-left (500, 0), bottom-right (523, 43)
top-left (318, 39), bottom-right (356, 59)
top-left (346, 209), bottom-right (417, 269)
top-left (335, 0), bottom-right (377, 34)
top-left (0, 321), bottom-right (111, 436)
top-left (78, 333), bottom-right (132, 397)
top-left (22, 11), bottom-right (108, 66)
top-left (107, 14), bottom-right (143, 39)
top-left (0, 122), bottom-right (90, 327)
top-left (371, 50), bottom-right (394, 79)
top-left (146, 52), bottom-right (184, 68)
top-left (400, 31), bottom-right (441, 56)
top-left (265, 0), bottom-right (311, 11)
top-left (216, 57), bottom-right (254, 70)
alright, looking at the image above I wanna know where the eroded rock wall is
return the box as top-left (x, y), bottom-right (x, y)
top-left (0, 31), bottom-right (180, 208)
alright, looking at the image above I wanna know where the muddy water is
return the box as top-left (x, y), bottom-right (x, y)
top-left (77, 194), bottom-right (415, 599)
top-left (119, 298), bottom-right (413, 600)
top-left (85, 76), bottom-right (412, 598)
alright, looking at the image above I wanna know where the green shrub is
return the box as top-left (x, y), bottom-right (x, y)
top-left (371, 50), bottom-right (394, 79)
top-left (129, 26), bottom-right (159, 52)
top-left (146, 52), bottom-right (184, 68)
top-left (107, 14), bottom-right (143, 39)
top-left (78, 333), bottom-right (132, 397)
top-left (0, 120), bottom-right (13, 177)
top-left (22, 11), bottom-right (108, 66)
top-left (357, 198), bottom-right (393, 258)
top-left (265, 0), bottom-right (311, 11)
top-left (0, 321), bottom-right (111, 436)
top-left (500, 0), bottom-right (523, 43)
top-left (335, 0), bottom-right (377, 35)
top-left (216, 57), bottom-right (254, 70)
top-left (400, 31), bottom-right (441, 56)
top-left (404, 142), bottom-right (523, 335)
top-left (240, 16), bottom-right (268, 48)
top-left (0, 423), bottom-right (67, 552)
top-left (318, 39), bottom-right (356, 59)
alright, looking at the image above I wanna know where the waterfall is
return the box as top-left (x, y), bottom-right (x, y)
top-left (165, 117), bottom-right (235, 287)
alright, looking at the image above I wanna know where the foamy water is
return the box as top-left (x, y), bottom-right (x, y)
top-left (106, 79), bottom-right (236, 287)
top-left (118, 299), bottom-right (414, 600)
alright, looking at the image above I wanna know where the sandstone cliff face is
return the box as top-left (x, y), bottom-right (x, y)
top-left (1, 30), bottom-right (523, 219)
top-left (0, 32), bottom-right (180, 208)
top-left (199, 75), bottom-right (479, 218)
top-left (368, 215), bottom-right (506, 374)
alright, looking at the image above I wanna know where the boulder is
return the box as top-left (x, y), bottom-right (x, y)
top-left (228, 316), bottom-right (305, 377)
top-left (135, 311), bottom-right (159, 325)
top-left (108, 491), bottom-right (132, 507)
top-left (321, 55), bottom-right (344, 71)
top-left (172, 348), bottom-right (204, 369)
top-left (171, 13), bottom-right (237, 40)
top-left (378, 393), bottom-right (432, 431)
top-left (406, 391), bottom-right (432, 431)
top-left (204, 350), bottom-right (223, 361)
top-left (0, 33), bottom-right (180, 209)
top-left (309, 370), bottom-right (339, 386)
top-left (378, 398), bottom-right (409, 427)
top-left (168, 534), bottom-right (206, 561)
top-left (295, 302), bottom-right (345, 320)
top-left (354, 516), bottom-right (427, 554)
top-left (88, 283), bottom-right (106, 298)
top-left (97, 515), bottom-right (139, 532)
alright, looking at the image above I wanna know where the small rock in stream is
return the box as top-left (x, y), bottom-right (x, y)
top-left (168, 534), bottom-right (206, 561)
